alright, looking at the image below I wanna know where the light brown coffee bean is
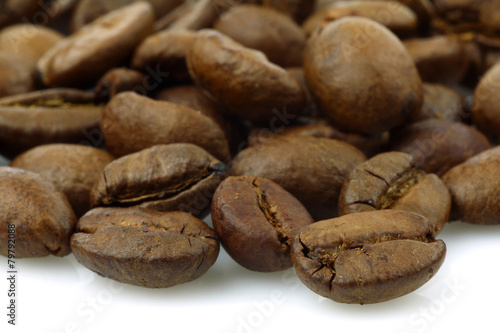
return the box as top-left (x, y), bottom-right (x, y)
top-left (472, 61), bottom-right (500, 143)
top-left (94, 68), bottom-right (145, 103)
top-left (0, 52), bottom-right (34, 98)
top-left (411, 83), bottom-right (465, 123)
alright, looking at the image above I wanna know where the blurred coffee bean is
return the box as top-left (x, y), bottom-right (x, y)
top-left (94, 68), bottom-right (145, 103)
top-left (472, 61), bottom-right (500, 143)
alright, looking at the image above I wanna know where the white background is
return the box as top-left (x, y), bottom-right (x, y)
top-left (2, 155), bottom-right (500, 333)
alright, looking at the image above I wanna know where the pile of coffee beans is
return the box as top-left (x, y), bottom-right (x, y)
top-left (0, 0), bottom-right (499, 305)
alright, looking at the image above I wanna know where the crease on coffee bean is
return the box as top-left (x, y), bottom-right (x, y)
top-left (250, 178), bottom-right (289, 246)
top-left (376, 168), bottom-right (424, 210)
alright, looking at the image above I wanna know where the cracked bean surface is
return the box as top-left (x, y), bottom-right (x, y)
top-left (291, 210), bottom-right (446, 304)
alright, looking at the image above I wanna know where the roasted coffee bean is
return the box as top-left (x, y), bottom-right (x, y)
top-left (71, 0), bottom-right (183, 32)
top-left (390, 119), bottom-right (490, 176)
top-left (214, 5), bottom-right (306, 68)
top-left (472, 61), bottom-right (500, 143)
top-left (230, 136), bottom-right (366, 220)
top-left (443, 146), bottom-right (500, 225)
top-left (403, 35), bottom-right (469, 84)
top-left (0, 166), bottom-right (76, 258)
top-left (291, 210), bottom-right (446, 304)
top-left (154, 85), bottom-right (247, 156)
top-left (0, 24), bottom-right (63, 72)
top-left (11, 144), bottom-right (115, 217)
top-left (160, 0), bottom-right (219, 31)
top-left (90, 144), bottom-right (227, 219)
top-left (339, 152), bottom-right (451, 233)
top-left (0, 0), bottom-right (40, 28)
top-left (433, 0), bottom-right (500, 34)
top-left (131, 29), bottom-right (195, 84)
top-left (0, 52), bottom-right (34, 98)
top-left (38, 1), bottom-right (155, 88)
top-left (304, 17), bottom-right (423, 135)
top-left (262, 0), bottom-right (316, 23)
top-left (0, 89), bottom-right (103, 158)
top-left (186, 29), bottom-right (306, 124)
top-left (102, 92), bottom-right (230, 161)
top-left (94, 68), bottom-right (145, 103)
top-left (211, 176), bottom-right (314, 272)
top-left (303, 1), bottom-right (418, 38)
top-left (411, 83), bottom-right (465, 123)
top-left (247, 123), bottom-right (389, 157)
top-left (71, 207), bottom-right (219, 288)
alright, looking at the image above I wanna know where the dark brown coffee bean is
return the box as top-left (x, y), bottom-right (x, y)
top-left (90, 144), bottom-right (227, 219)
top-left (211, 176), bottom-right (314, 272)
top-left (433, 0), bottom-right (500, 33)
top-left (303, 1), bottom-right (418, 38)
top-left (214, 5), bottom-right (306, 68)
top-left (230, 136), bottom-right (366, 220)
top-left (339, 152), bottom-right (451, 233)
top-left (403, 35), bottom-right (469, 84)
top-left (71, 0), bottom-right (183, 32)
top-left (38, 2), bottom-right (155, 88)
top-left (291, 210), bottom-right (446, 304)
top-left (0, 166), bottom-right (76, 258)
top-left (94, 68), bottom-right (145, 103)
top-left (304, 17), bottom-right (423, 135)
top-left (154, 85), bottom-right (248, 156)
top-left (0, 24), bottom-right (63, 72)
top-left (390, 119), bottom-right (491, 176)
top-left (0, 89), bottom-right (103, 158)
top-left (0, 52), bottom-right (34, 98)
top-left (102, 92), bottom-right (230, 162)
top-left (247, 123), bottom-right (389, 157)
top-left (262, 0), bottom-right (315, 23)
top-left (131, 29), bottom-right (195, 84)
top-left (472, 61), bottom-right (500, 143)
top-left (411, 83), bottom-right (465, 123)
top-left (0, 0), bottom-right (40, 28)
top-left (443, 146), bottom-right (500, 225)
top-left (11, 144), bottom-right (115, 217)
top-left (71, 207), bottom-right (219, 288)
top-left (186, 29), bottom-right (306, 124)
top-left (159, 0), bottom-right (219, 31)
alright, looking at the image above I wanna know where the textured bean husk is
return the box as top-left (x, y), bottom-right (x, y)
top-left (339, 152), bottom-right (451, 233)
top-left (90, 144), bottom-right (226, 219)
top-left (229, 136), bottom-right (366, 220)
top-left (303, 1), bottom-right (418, 38)
top-left (38, 2), bottom-right (155, 88)
top-left (0, 89), bottom-right (103, 159)
top-left (102, 92), bottom-right (230, 162)
top-left (390, 119), bottom-right (491, 176)
top-left (186, 29), bottom-right (306, 124)
top-left (71, 207), bottom-right (219, 288)
top-left (292, 210), bottom-right (446, 304)
top-left (443, 146), bottom-right (500, 225)
top-left (304, 17), bottom-right (423, 135)
top-left (211, 176), bottom-right (314, 272)
top-left (11, 144), bottom-right (115, 217)
top-left (0, 167), bottom-right (76, 258)
top-left (214, 5), bottom-right (306, 68)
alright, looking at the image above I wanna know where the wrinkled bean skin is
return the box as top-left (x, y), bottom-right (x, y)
top-left (292, 210), bottom-right (446, 304)
top-left (339, 152), bottom-right (451, 233)
top-left (71, 207), bottom-right (220, 288)
top-left (90, 144), bottom-right (227, 219)
top-left (443, 146), bottom-right (500, 225)
top-left (0, 167), bottom-right (76, 258)
top-left (211, 176), bottom-right (314, 272)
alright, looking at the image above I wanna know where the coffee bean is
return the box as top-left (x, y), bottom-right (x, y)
top-left (262, 0), bottom-right (316, 23)
top-left (339, 151), bottom-right (451, 233)
top-left (472, 61), bottom-right (500, 143)
top-left (90, 144), bottom-right (227, 219)
top-left (230, 136), bottom-right (366, 220)
top-left (211, 176), bottom-right (314, 272)
top-left (38, 1), bottom-right (155, 88)
top-left (71, 207), bottom-right (219, 288)
top-left (186, 29), bottom-right (306, 124)
top-left (160, 0), bottom-right (219, 32)
top-left (433, 0), bottom-right (500, 33)
top-left (0, 0), bottom-right (40, 29)
top-left (304, 17), bottom-right (423, 134)
top-left (443, 146), bottom-right (500, 225)
top-left (0, 52), bottom-right (34, 98)
top-left (291, 210), bottom-right (446, 304)
top-left (0, 166), bottom-right (76, 258)
top-left (412, 83), bottom-right (465, 123)
top-left (0, 88), bottom-right (103, 158)
top-left (94, 67), bottom-right (145, 103)
top-left (102, 92), bottom-right (230, 161)
top-left (390, 119), bottom-right (491, 176)
top-left (214, 5), bottom-right (306, 68)
top-left (11, 144), bottom-right (115, 217)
